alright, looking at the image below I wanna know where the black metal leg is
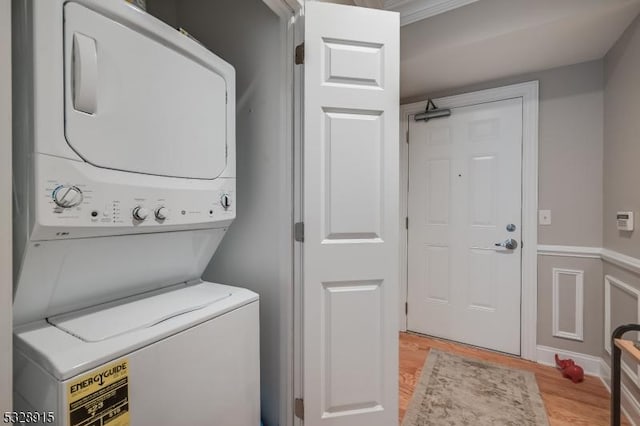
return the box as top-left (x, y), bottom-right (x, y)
top-left (612, 341), bottom-right (622, 426)
top-left (611, 324), bottom-right (640, 426)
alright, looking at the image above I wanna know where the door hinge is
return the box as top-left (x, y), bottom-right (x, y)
top-left (295, 398), bottom-right (304, 420)
top-left (405, 302), bottom-right (408, 315)
top-left (405, 217), bottom-right (408, 230)
top-left (295, 42), bottom-right (305, 65)
top-left (294, 222), bottom-right (304, 242)
top-left (406, 130), bottom-right (409, 143)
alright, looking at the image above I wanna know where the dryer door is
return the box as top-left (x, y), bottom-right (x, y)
top-left (63, 2), bottom-right (228, 180)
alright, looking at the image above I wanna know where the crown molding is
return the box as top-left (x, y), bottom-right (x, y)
top-left (384, 0), bottom-right (479, 26)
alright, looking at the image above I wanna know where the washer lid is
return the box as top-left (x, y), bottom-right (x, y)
top-left (48, 282), bottom-right (232, 342)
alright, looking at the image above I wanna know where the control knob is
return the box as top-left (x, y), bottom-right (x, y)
top-left (221, 194), bottom-right (231, 209)
top-left (132, 206), bottom-right (149, 221)
top-left (155, 207), bottom-right (170, 220)
top-left (52, 185), bottom-right (83, 208)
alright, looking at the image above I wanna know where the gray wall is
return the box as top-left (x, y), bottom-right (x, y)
top-left (604, 14), bottom-right (640, 260)
top-left (146, 0), bottom-right (177, 28)
top-left (1, 0), bottom-right (12, 412)
top-left (602, 14), bottom-right (640, 418)
top-left (147, 2), bottom-right (293, 425)
top-left (418, 60), bottom-right (605, 356)
top-left (425, 60), bottom-right (605, 248)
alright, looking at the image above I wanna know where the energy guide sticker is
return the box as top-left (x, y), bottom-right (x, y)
top-left (67, 359), bottom-right (130, 426)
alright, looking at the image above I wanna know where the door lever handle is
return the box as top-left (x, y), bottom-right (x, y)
top-left (494, 238), bottom-right (518, 250)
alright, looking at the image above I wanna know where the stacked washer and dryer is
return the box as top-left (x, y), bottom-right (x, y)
top-left (12, 0), bottom-right (260, 425)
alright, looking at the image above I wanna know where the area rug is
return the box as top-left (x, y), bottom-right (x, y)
top-left (402, 349), bottom-right (550, 426)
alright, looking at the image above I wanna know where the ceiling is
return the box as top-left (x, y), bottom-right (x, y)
top-left (400, 0), bottom-right (640, 101)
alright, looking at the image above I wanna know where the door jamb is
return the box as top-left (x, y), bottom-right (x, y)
top-left (399, 81), bottom-right (539, 361)
top-left (260, 1), bottom-right (302, 425)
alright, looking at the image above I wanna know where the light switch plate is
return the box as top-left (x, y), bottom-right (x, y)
top-left (539, 210), bottom-right (551, 225)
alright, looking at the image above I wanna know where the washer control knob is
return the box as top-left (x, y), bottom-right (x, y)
top-left (53, 185), bottom-right (83, 208)
top-left (155, 207), bottom-right (170, 220)
top-left (221, 194), bottom-right (231, 209)
top-left (132, 206), bottom-right (149, 221)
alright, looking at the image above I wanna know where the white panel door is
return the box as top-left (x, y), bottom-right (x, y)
top-left (407, 98), bottom-right (522, 355)
top-left (303, 3), bottom-right (399, 426)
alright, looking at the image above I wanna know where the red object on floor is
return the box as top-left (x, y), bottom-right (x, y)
top-left (555, 354), bottom-right (584, 383)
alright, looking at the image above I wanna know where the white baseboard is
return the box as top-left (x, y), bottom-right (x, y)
top-left (600, 359), bottom-right (640, 426)
top-left (536, 345), bottom-right (602, 376)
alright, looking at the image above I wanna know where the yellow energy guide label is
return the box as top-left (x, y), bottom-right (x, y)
top-left (66, 359), bottom-right (130, 426)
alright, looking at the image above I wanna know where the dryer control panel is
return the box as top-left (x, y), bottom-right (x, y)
top-left (33, 154), bottom-right (236, 240)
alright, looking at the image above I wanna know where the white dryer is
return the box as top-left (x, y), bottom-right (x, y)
top-left (11, 1), bottom-right (258, 425)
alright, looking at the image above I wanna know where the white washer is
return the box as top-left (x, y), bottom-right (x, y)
top-left (14, 282), bottom-right (260, 426)
top-left (11, 1), bottom-right (258, 424)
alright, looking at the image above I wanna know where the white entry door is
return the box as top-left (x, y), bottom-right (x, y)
top-left (407, 97), bottom-right (523, 355)
top-left (303, 2), bottom-right (399, 426)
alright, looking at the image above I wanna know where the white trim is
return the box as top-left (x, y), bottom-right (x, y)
top-left (600, 359), bottom-right (640, 426)
top-left (551, 268), bottom-right (584, 341)
top-left (400, 81), bottom-right (539, 361)
top-left (603, 248), bottom-right (640, 275)
top-left (384, 0), bottom-right (479, 26)
top-left (292, 6), bottom-right (304, 426)
top-left (604, 275), bottom-right (640, 389)
top-left (537, 245), bottom-right (640, 272)
top-left (257, 2), bottom-right (298, 425)
top-left (537, 245), bottom-right (602, 259)
top-left (274, 5), bottom-right (296, 426)
top-left (536, 345), bottom-right (601, 376)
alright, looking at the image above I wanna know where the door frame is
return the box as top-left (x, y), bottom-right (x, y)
top-left (259, 2), bottom-right (302, 426)
top-left (400, 81), bottom-right (539, 361)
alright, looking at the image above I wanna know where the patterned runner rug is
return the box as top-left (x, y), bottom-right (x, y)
top-left (402, 349), bottom-right (550, 426)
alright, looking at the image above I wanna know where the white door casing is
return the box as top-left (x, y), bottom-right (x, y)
top-left (400, 82), bottom-right (539, 360)
top-left (303, 3), bottom-right (399, 426)
top-left (407, 98), bottom-right (523, 355)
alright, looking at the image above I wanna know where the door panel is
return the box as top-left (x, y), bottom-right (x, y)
top-left (303, 3), bottom-right (399, 426)
top-left (64, 3), bottom-right (228, 180)
top-left (322, 280), bottom-right (383, 415)
top-left (323, 110), bottom-right (382, 240)
top-left (408, 98), bottom-right (522, 355)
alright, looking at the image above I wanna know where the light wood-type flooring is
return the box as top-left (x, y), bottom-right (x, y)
top-left (399, 332), bottom-right (630, 425)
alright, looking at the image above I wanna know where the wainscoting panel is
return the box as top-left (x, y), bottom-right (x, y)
top-left (604, 274), bottom-right (640, 388)
top-left (552, 268), bottom-right (584, 341)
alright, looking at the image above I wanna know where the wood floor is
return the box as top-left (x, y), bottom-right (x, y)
top-left (399, 332), bottom-right (629, 425)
